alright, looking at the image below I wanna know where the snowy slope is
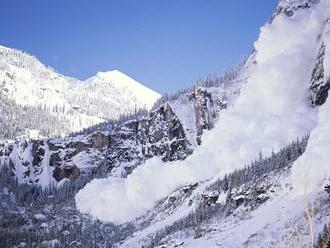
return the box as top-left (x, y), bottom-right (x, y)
top-left (0, 45), bottom-right (161, 136)
top-left (2, 0), bottom-right (330, 247)
top-left (75, 4), bottom-right (330, 248)
top-left (76, 0), bottom-right (325, 224)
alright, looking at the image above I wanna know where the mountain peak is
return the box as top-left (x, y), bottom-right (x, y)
top-left (95, 69), bottom-right (133, 82)
top-left (91, 69), bottom-right (161, 109)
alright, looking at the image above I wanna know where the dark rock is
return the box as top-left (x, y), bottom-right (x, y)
top-left (106, 103), bottom-right (193, 176)
top-left (182, 183), bottom-right (199, 193)
top-left (202, 193), bottom-right (219, 206)
top-left (1, 87), bottom-right (227, 185)
top-left (256, 195), bottom-right (269, 204)
top-left (234, 195), bottom-right (245, 207)
top-left (31, 140), bottom-right (45, 167)
top-left (53, 164), bottom-right (80, 181)
top-left (271, 0), bottom-right (319, 22)
top-left (325, 185), bottom-right (330, 195)
top-left (89, 132), bottom-right (109, 151)
top-left (310, 43), bottom-right (330, 106)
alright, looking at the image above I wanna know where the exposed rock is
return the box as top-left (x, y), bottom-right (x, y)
top-left (168, 196), bottom-right (177, 203)
top-left (105, 102), bottom-right (193, 176)
top-left (88, 132), bottom-right (109, 151)
top-left (310, 41), bottom-right (330, 106)
top-left (104, 87), bottom-right (226, 177)
top-left (202, 193), bottom-right (219, 206)
top-left (53, 164), bottom-right (80, 182)
top-left (325, 185), bottom-right (330, 195)
top-left (271, 0), bottom-right (319, 21)
top-left (1, 86), bottom-right (231, 185)
top-left (189, 88), bottom-right (218, 145)
top-left (182, 183), bottom-right (199, 194)
top-left (31, 140), bottom-right (45, 167)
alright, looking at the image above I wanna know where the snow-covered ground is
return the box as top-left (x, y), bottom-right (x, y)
top-left (117, 170), bottom-right (330, 248)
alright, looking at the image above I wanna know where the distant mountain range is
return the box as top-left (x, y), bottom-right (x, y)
top-left (0, 45), bottom-right (160, 138)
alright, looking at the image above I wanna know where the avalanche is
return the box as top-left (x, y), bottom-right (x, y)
top-left (76, 1), bottom-right (329, 224)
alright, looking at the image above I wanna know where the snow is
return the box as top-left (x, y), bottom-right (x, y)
top-left (0, 46), bottom-right (161, 135)
top-left (9, 142), bottom-right (34, 184)
top-left (76, 1), bottom-right (329, 224)
top-left (170, 95), bottom-right (198, 147)
top-left (38, 142), bottom-right (56, 188)
top-left (89, 70), bottom-right (161, 110)
top-left (34, 214), bottom-right (47, 221)
top-left (291, 4), bottom-right (330, 195)
top-left (323, 21), bottom-right (330, 80)
top-left (71, 149), bottom-right (103, 169)
top-left (165, 193), bottom-right (329, 248)
top-left (292, 92), bottom-right (330, 195)
top-left (119, 171), bottom-right (330, 248)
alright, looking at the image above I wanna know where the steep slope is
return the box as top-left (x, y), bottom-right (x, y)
top-left (0, 70), bottom-right (243, 187)
top-left (1, 0), bottom-right (330, 247)
top-left (76, 0), bottom-right (323, 224)
top-left (0, 45), bottom-right (160, 137)
top-left (0, 63), bottom-right (248, 247)
top-left (73, 0), bottom-right (330, 247)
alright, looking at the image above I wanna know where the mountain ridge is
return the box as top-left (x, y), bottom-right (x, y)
top-left (0, 44), bottom-right (161, 138)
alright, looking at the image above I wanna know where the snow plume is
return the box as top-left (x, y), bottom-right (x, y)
top-left (76, 2), bottom-right (327, 224)
top-left (292, 81), bottom-right (330, 195)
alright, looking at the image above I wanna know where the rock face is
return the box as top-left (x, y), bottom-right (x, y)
top-left (189, 88), bottom-right (226, 145)
top-left (0, 132), bottom-right (110, 184)
top-left (103, 86), bottom-right (229, 177)
top-left (106, 103), bottom-right (192, 176)
top-left (0, 86), bottom-right (231, 185)
top-left (272, 0), bottom-right (319, 21)
top-left (310, 43), bottom-right (328, 105)
top-left (325, 184), bottom-right (330, 195)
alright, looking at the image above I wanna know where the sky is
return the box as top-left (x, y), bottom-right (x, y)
top-left (0, 0), bottom-right (277, 94)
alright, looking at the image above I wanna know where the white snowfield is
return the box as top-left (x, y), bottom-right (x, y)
top-left (76, 0), bottom-right (330, 225)
top-left (0, 45), bottom-right (161, 134)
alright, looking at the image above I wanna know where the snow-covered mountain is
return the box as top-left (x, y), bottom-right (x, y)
top-left (0, 70), bottom-right (243, 186)
top-left (1, 0), bottom-right (330, 247)
top-left (0, 45), bottom-right (160, 137)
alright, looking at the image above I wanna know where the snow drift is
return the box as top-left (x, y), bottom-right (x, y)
top-left (76, 1), bottom-right (329, 224)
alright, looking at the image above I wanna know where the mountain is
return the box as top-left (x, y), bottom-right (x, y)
top-left (0, 45), bottom-right (160, 138)
top-left (1, 0), bottom-right (330, 247)
top-left (0, 66), bottom-right (244, 186)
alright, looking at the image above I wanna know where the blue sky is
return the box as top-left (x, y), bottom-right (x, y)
top-left (0, 0), bottom-right (277, 94)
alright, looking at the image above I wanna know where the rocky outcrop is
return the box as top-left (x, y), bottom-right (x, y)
top-left (102, 102), bottom-right (192, 176)
top-left (0, 86), bottom-right (230, 185)
top-left (0, 132), bottom-right (110, 184)
top-left (271, 0), bottom-right (319, 21)
top-left (189, 88), bottom-right (213, 145)
top-left (325, 184), bottom-right (330, 195)
top-left (104, 88), bottom-right (221, 176)
top-left (310, 42), bottom-right (330, 106)
top-left (47, 132), bottom-right (110, 181)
